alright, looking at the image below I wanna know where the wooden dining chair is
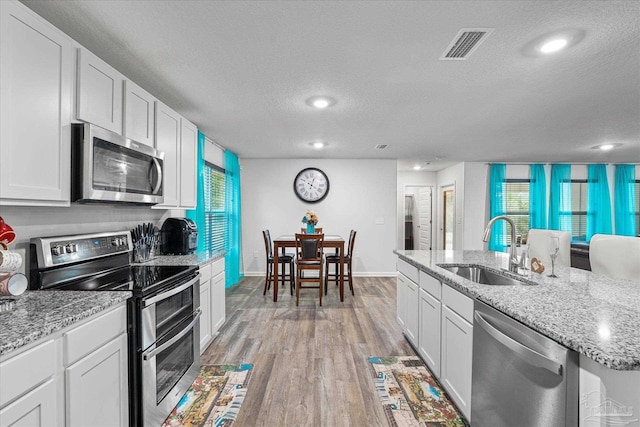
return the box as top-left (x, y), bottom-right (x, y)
top-left (300, 227), bottom-right (323, 234)
top-left (325, 230), bottom-right (356, 296)
top-left (294, 233), bottom-right (324, 306)
top-left (262, 230), bottom-right (294, 296)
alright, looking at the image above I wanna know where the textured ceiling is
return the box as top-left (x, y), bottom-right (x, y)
top-left (21, 0), bottom-right (640, 169)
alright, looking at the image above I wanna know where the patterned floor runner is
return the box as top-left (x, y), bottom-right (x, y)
top-left (162, 363), bottom-right (253, 427)
top-left (369, 356), bottom-right (468, 427)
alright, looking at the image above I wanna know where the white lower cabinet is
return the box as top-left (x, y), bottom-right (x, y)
top-left (418, 288), bottom-right (441, 376)
top-left (65, 334), bottom-right (128, 427)
top-left (0, 303), bottom-right (128, 427)
top-left (396, 272), bottom-right (419, 346)
top-left (0, 379), bottom-right (57, 427)
top-left (199, 258), bottom-right (226, 354)
top-left (440, 304), bottom-right (473, 421)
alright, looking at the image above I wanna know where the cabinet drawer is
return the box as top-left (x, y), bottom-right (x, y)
top-left (0, 340), bottom-right (56, 407)
top-left (420, 270), bottom-right (441, 300)
top-left (64, 305), bottom-right (126, 366)
top-left (442, 285), bottom-right (474, 324)
top-left (212, 258), bottom-right (225, 276)
top-left (199, 262), bottom-right (213, 283)
top-left (397, 258), bottom-right (419, 283)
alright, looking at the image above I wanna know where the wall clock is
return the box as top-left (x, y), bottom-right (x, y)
top-left (293, 168), bottom-right (330, 203)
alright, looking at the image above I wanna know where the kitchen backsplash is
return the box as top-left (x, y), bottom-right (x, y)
top-left (0, 205), bottom-right (185, 275)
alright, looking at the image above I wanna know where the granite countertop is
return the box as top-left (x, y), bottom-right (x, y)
top-left (133, 250), bottom-right (225, 267)
top-left (394, 249), bottom-right (640, 371)
top-left (0, 290), bottom-right (131, 358)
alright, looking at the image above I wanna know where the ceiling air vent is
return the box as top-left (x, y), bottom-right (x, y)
top-left (440, 28), bottom-right (494, 60)
top-left (374, 144), bottom-right (389, 150)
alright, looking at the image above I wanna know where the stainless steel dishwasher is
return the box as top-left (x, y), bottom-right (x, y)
top-left (471, 300), bottom-right (578, 426)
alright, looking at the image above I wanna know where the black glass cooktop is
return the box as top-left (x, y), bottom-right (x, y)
top-left (41, 264), bottom-right (197, 297)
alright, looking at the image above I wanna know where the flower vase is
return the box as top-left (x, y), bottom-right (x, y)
top-left (306, 223), bottom-right (315, 234)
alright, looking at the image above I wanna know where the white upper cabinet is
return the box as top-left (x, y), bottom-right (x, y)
top-left (123, 80), bottom-right (155, 146)
top-left (180, 118), bottom-right (198, 209)
top-left (76, 48), bottom-right (123, 134)
top-left (0, 1), bottom-right (73, 206)
top-left (154, 101), bottom-right (180, 208)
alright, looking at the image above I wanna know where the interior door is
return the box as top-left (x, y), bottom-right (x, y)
top-left (418, 187), bottom-right (432, 250)
top-left (443, 187), bottom-right (455, 250)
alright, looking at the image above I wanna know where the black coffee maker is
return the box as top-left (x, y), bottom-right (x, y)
top-left (160, 218), bottom-right (198, 255)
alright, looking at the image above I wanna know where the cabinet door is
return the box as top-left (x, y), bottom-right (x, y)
top-left (65, 334), bottom-right (128, 427)
top-left (404, 278), bottom-right (419, 346)
top-left (396, 273), bottom-right (407, 329)
top-left (0, 1), bottom-right (72, 206)
top-left (441, 305), bottom-right (473, 420)
top-left (179, 118), bottom-right (198, 209)
top-left (153, 101), bottom-right (180, 208)
top-left (199, 279), bottom-right (212, 354)
top-left (211, 271), bottom-right (226, 336)
top-left (0, 378), bottom-right (57, 427)
top-left (76, 48), bottom-right (123, 134)
top-left (123, 80), bottom-right (155, 146)
top-left (419, 288), bottom-right (441, 377)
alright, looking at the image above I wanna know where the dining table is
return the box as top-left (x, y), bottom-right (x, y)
top-left (272, 234), bottom-right (346, 302)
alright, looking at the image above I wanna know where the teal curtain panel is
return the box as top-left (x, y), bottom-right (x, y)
top-left (548, 164), bottom-right (572, 233)
top-left (586, 164), bottom-right (612, 241)
top-left (186, 131), bottom-right (207, 251)
top-left (488, 163), bottom-right (506, 252)
top-left (529, 164), bottom-right (547, 229)
top-left (614, 164), bottom-right (636, 236)
top-left (224, 150), bottom-right (243, 288)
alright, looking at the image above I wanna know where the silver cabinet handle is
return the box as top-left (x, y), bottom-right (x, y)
top-left (144, 274), bottom-right (199, 307)
top-left (143, 309), bottom-right (201, 361)
top-left (474, 311), bottom-right (563, 376)
top-left (151, 157), bottom-right (163, 195)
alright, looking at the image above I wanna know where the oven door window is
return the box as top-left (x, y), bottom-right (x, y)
top-left (155, 286), bottom-right (194, 338)
top-left (155, 321), bottom-right (194, 404)
top-left (92, 138), bottom-right (162, 195)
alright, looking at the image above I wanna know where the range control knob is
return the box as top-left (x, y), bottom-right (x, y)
top-left (51, 245), bottom-right (62, 256)
top-left (111, 239), bottom-right (119, 246)
top-left (65, 244), bottom-right (77, 253)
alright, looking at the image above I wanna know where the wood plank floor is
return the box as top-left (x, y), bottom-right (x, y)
top-left (200, 275), bottom-right (416, 426)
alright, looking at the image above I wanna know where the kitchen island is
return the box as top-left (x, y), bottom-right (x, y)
top-left (395, 249), bottom-right (640, 426)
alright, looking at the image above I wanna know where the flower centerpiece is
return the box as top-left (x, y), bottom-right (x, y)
top-left (301, 210), bottom-right (319, 233)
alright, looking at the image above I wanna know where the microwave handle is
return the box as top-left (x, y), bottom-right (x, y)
top-left (143, 309), bottom-right (201, 361)
top-left (151, 158), bottom-right (163, 195)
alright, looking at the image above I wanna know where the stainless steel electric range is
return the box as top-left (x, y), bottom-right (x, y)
top-left (29, 230), bottom-right (201, 427)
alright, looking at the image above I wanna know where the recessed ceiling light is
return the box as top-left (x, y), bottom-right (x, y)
top-left (306, 96), bottom-right (336, 109)
top-left (312, 141), bottom-right (325, 149)
top-left (413, 165), bottom-right (421, 170)
top-left (592, 143), bottom-right (621, 151)
top-left (539, 38), bottom-right (568, 53)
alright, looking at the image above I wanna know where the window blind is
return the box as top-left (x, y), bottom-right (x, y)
top-left (571, 180), bottom-right (588, 240)
top-left (504, 180), bottom-right (530, 245)
top-left (204, 164), bottom-right (226, 253)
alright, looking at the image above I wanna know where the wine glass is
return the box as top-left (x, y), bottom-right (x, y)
top-left (548, 236), bottom-right (559, 278)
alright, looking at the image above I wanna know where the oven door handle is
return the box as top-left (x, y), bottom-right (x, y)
top-left (144, 274), bottom-right (200, 307)
top-left (143, 309), bottom-right (201, 361)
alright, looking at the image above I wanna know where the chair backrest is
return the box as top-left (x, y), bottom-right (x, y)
top-left (347, 229), bottom-right (357, 256)
top-left (295, 233), bottom-right (324, 260)
top-left (527, 229), bottom-right (571, 267)
top-left (262, 229), bottom-right (273, 258)
top-left (300, 227), bottom-right (323, 234)
top-left (590, 234), bottom-right (640, 281)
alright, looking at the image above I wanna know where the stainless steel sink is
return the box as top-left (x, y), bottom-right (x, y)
top-left (437, 264), bottom-right (532, 286)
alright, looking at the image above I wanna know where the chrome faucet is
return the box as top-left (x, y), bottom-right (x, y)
top-left (483, 215), bottom-right (520, 273)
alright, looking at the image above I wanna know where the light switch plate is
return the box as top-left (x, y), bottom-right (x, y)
top-left (375, 217), bottom-right (385, 225)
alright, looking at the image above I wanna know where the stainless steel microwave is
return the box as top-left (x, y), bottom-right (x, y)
top-left (72, 123), bottom-right (164, 204)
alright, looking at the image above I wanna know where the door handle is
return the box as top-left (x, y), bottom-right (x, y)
top-left (150, 157), bottom-right (163, 195)
top-left (474, 311), bottom-right (563, 375)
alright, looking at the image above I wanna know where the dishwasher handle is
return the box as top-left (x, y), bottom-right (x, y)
top-left (474, 311), bottom-right (563, 376)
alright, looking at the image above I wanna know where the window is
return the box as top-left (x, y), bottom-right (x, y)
top-left (636, 180), bottom-right (640, 236)
top-left (571, 180), bottom-right (588, 241)
top-left (203, 164), bottom-right (226, 252)
top-left (504, 179), bottom-right (530, 245)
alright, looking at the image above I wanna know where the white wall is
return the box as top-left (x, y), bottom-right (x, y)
top-left (462, 162), bottom-right (489, 250)
top-left (0, 204), bottom-right (179, 275)
top-left (241, 159), bottom-right (397, 276)
top-left (397, 170), bottom-right (437, 250)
